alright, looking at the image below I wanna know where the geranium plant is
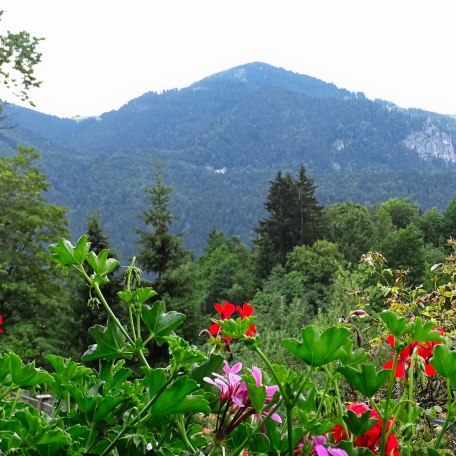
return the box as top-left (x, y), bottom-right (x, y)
top-left (0, 236), bottom-right (455, 456)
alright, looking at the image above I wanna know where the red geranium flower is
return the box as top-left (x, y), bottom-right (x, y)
top-left (209, 302), bottom-right (257, 340)
top-left (383, 330), bottom-right (443, 378)
top-left (210, 301), bottom-right (236, 341)
top-left (330, 402), bottom-right (399, 456)
top-left (0, 314), bottom-right (2, 333)
top-left (236, 304), bottom-right (257, 337)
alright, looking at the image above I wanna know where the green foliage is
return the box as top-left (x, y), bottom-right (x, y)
top-left (138, 161), bottom-right (188, 287)
top-left (254, 165), bottom-right (322, 278)
top-left (0, 148), bottom-right (74, 359)
top-left (322, 202), bottom-right (378, 264)
top-left (0, 11), bottom-right (42, 106)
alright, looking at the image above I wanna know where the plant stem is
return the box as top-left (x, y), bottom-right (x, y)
top-left (126, 257), bottom-right (137, 341)
top-left (253, 346), bottom-right (294, 456)
top-left (76, 265), bottom-right (134, 346)
top-left (380, 350), bottom-right (400, 456)
top-left (175, 415), bottom-right (196, 453)
top-left (435, 378), bottom-right (454, 449)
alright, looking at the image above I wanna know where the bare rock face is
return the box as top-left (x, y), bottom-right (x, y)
top-left (403, 118), bottom-right (456, 163)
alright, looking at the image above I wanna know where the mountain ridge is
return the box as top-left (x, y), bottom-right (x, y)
top-left (2, 61), bottom-right (456, 259)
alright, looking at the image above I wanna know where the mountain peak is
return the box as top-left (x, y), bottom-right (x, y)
top-left (192, 61), bottom-right (354, 100)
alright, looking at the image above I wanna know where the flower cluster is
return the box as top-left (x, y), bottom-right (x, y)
top-left (204, 361), bottom-right (280, 443)
top-left (294, 435), bottom-right (348, 456)
top-left (209, 301), bottom-right (256, 341)
top-left (383, 331), bottom-right (444, 379)
top-left (0, 314), bottom-right (2, 334)
top-left (330, 402), bottom-right (399, 456)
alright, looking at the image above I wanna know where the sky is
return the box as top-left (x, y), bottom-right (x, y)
top-left (2, 0), bottom-right (456, 119)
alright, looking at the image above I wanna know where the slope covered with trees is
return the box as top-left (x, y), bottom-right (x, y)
top-left (2, 62), bottom-right (456, 258)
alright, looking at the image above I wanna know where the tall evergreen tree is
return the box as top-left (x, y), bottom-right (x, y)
top-left (137, 162), bottom-right (187, 290)
top-left (253, 165), bottom-right (322, 278)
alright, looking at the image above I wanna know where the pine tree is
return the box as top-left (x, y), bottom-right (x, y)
top-left (253, 165), bottom-right (322, 279)
top-left (137, 163), bottom-right (187, 289)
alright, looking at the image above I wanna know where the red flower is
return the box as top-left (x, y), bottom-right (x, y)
top-left (236, 304), bottom-right (257, 337)
top-left (210, 302), bottom-right (236, 341)
top-left (383, 330), bottom-right (443, 378)
top-left (331, 402), bottom-right (399, 456)
top-left (0, 314), bottom-right (2, 333)
top-left (209, 302), bottom-right (257, 340)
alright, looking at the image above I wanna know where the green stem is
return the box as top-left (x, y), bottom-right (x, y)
top-left (253, 347), bottom-right (289, 405)
top-left (8, 389), bottom-right (21, 418)
top-left (380, 350), bottom-right (400, 456)
top-left (175, 415), bottom-right (196, 453)
top-left (290, 367), bottom-right (313, 408)
top-left (76, 265), bottom-right (134, 345)
top-left (126, 257), bottom-right (137, 340)
top-left (253, 346), bottom-right (294, 456)
top-left (0, 385), bottom-right (15, 401)
top-left (434, 378), bottom-right (454, 449)
top-left (406, 349), bottom-right (417, 456)
top-left (324, 366), bottom-right (349, 438)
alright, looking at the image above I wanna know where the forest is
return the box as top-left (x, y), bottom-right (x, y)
top-left (2, 147), bottom-right (456, 360)
top-left (1, 147), bottom-right (456, 455)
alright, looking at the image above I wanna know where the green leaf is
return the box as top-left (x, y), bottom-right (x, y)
top-left (339, 340), bottom-right (370, 366)
top-left (343, 409), bottom-right (377, 438)
top-left (82, 316), bottom-right (133, 362)
top-left (282, 325), bottom-right (350, 367)
top-left (409, 318), bottom-right (444, 343)
top-left (245, 376), bottom-right (267, 413)
top-left (9, 352), bottom-right (54, 387)
top-left (46, 354), bottom-right (93, 382)
top-left (49, 235), bottom-right (90, 266)
top-left (86, 249), bottom-right (120, 283)
top-left (430, 344), bottom-right (456, 388)
top-left (141, 301), bottom-right (185, 345)
top-left (189, 353), bottom-right (224, 386)
top-left (379, 311), bottom-right (408, 337)
top-left (146, 376), bottom-right (210, 426)
top-left (142, 368), bottom-right (167, 397)
top-left (248, 433), bottom-right (270, 453)
top-left (337, 440), bottom-right (376, 455)
top-left (218, 316), bottom-right (256, 340)
top-left (166, 335), bottom-right (207, 374)
top-left (338, 364), bottom-right (389, 397)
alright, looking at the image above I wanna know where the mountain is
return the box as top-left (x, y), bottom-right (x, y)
top-left (2, 62), bottom-right (456, 260)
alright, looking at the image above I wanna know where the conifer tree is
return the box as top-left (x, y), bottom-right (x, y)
top-left (253, 165), bottom-right (322, 279)
top-left (137, 162), bottom-right (187, 289)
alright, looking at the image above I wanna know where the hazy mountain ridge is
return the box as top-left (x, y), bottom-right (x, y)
top-left (2, 62), bottom-right (456, 258)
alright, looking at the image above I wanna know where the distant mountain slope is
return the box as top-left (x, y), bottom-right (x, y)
top-left (2, 62), bottom-right (456, 259)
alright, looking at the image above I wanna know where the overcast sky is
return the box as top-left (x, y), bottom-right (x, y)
top-left (2, 0), bottom-right (456, 118)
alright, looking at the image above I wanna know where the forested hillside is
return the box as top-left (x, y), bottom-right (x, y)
top-left (2, 62), bottom-right (456, 259)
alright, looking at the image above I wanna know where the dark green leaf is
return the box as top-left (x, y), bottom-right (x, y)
top-left (338, 364), bottom-right (389, 397)
top-left (82, 316), bottom-right (133, 362)
top-left (49, 235), bottom-right (90, 266)
top-left (282, 325), bottom-right (350, 367)
top-left (141, 301), bottom-right (185, 345)
top-left (379, 311), bottom-right (408, 337)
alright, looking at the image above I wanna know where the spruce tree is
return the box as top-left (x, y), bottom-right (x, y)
top-left (253, 165), bottom-right (322, 279)
top-left (137, 163), bottom-right (187, 290)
